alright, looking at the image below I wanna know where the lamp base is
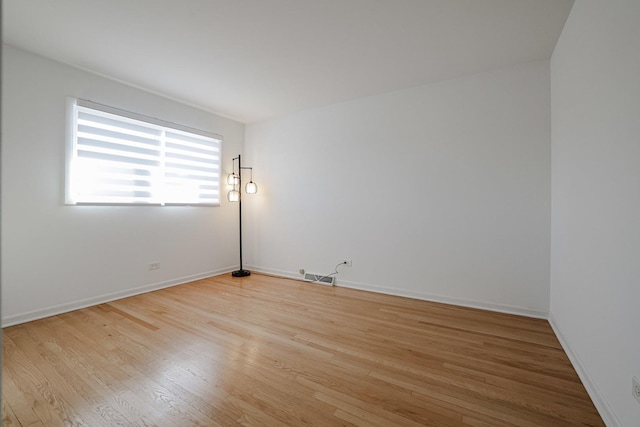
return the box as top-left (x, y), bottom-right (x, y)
top-left (232, 269), bottom-right (251, 277)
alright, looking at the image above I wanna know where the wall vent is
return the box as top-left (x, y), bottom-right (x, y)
top-left (303, 273), bottom-right (335, 286)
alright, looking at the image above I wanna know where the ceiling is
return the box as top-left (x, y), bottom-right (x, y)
top-left (4, 0), bottom-right (573, 123)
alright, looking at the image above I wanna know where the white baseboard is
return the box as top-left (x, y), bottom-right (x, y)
top-left (4, 263), bottom-right (547, 326)
top-left (1, 266), bottom-right (236, 328)
top-left (248, 265), bottom-right (548, 319)
top-left (250, 266), bottom-right (302, 281)
top-left (337, 278), bottom-right (548, 319)
top-left (548, 314), bottom-right (620, 427)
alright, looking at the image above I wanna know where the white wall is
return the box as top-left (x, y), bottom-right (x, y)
top-left (550, 1), bottom-right (640, 425)
top-left (1, 46), bottom-right (245, 326)
top-left (245, 60), bottom-right (551, 317)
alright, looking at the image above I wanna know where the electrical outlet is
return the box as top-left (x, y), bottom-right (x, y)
top-left (633, 377), bottom-right (640, 403)
top-left (341, 260), bottom-right (352, 267)
top-left (148, 262), bottom-right (160, 270)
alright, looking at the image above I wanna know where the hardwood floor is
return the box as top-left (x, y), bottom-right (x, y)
top-left (2, 273), bottom-right (604, 426)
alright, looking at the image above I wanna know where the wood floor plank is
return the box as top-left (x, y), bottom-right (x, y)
top-left (2, 347), bottom-right (43, 427)
top-left (27, 318), bottom-right (165, 427)
top-left (2, 332), bottom-right (75, 426)
top-left (2, 273), bottom-right (604, 426)
top-left (2, 397), bottom-right (22, 427)
top-left (4, 325), bottom-right (119, 426)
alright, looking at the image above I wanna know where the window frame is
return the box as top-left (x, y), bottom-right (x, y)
top-left (65, 98), bottom-right (223, 206)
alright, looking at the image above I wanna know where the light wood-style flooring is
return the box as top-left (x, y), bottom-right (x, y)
top-left (3, 273), bottom-right (604, 426)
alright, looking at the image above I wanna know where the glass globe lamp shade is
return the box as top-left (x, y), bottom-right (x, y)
top-left (227, 173), bottom-right (239, 185)
top-left (227, 189), bottom-right (240, 202)
top-left (245, 181), bottom-right (258, 194)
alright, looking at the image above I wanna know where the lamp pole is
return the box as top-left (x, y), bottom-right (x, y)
top-left (232, 154), bottom-right (251, 277)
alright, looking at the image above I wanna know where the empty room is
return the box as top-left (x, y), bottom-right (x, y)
top-left (2, 1), bottom-right (638, 426)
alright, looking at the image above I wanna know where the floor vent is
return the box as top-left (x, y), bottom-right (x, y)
top-left (303, 273), bottom-right (335, 286)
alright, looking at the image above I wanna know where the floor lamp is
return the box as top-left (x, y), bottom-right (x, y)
top-left (227, 154), bottom-right (257, 277)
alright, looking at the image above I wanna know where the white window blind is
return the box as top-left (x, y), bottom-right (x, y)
top-left (66, 99), bottom-right (222, 205)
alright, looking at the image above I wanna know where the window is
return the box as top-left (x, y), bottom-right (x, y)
top-left (66, 99), bottom-right (222, 206)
